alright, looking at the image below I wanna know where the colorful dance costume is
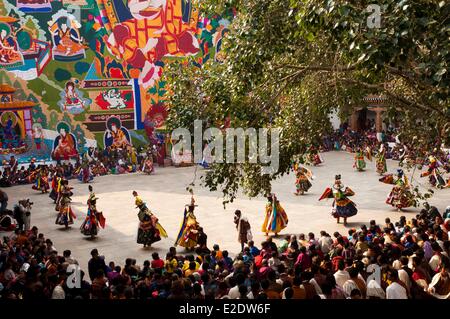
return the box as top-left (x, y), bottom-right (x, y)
top-left (80, 191), bottom-right (106, 237)
top-left (55, 182), bottom-right (76, 228)
top-left (175, 197), bottom-right (201, 249)
top-left (261, 194), bottom-right (288, 235)
top-left (49, 175), bottom-right (62, 203)
top-left (294, 164), bottom-right (313, 195)
top-left (421, 156), bottom-right (446, 188)
top-left (376, 144), bottom-right (387, 175)
top-left (32, 167), bottom-right (49, 193)
top-left (353, 149), bottom-right (367, 171)
top-left (319, 175), bottom-right (357, 223)
top-left (380, 169), bottom-right (415, 210)
top-left (135, 195), bottom-right (167, 247)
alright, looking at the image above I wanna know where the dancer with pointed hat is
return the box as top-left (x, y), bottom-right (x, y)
top-left (80, 185), bottom-right (106, 238)
top-left (55, 179), bottom-right (76, 229)
top-left (319, 174), bottom-right (357, 225)
top-left (262, 194), bottom-right (288, 236)
top-left (380, 169), bottom-right (416, 211)
top-left (175, 196), bottom-right (202, 250)
top-left (132, 191), bottom-right (167, 247)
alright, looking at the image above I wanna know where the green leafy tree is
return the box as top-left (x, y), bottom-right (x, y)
top-left (28, 94), bottom-right (48, 128)
top-left (166, 0), bottom-right (449, 202)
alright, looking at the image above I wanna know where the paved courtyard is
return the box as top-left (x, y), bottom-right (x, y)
top-left (2, 151), bottom-right (449, 272)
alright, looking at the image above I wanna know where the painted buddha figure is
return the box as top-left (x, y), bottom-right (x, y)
top-left (52, 122), bottom-right (78, 160)
top-left (104, 117), bottom-right (131, 149)
top-left (0, 22), bottom-right (24, 68)
top-left (50, 16), bottom-right (85, 61)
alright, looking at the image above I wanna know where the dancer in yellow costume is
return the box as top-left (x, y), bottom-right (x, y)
top-left (133, 191), bottom-right (167, 247)
top-left (262, 194), bottom-right (288, 236)
top-left (175, 196), bottom-right (201, 249)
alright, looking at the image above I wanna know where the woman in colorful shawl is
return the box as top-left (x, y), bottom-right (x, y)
top-left (55, 180), bottom-right (76, 229)
top-left (380, 169), bottom-right (415, 211)
top-left (376, 143), bottom-right (387, 175)
top-left (319, 175), bottom-right (357, 225)
top-left (353, 148), bottom-right (366, 171)
top-left (80, 186), bottom-right (105, 238)
top-left (133, 191), bottom-right (167, 247)
top-left (261, 194), bottom-right (288, 236)
top-left (175, 197), bottom-right (201, 249)
top-left (294, 163), bottom-right (313, 196)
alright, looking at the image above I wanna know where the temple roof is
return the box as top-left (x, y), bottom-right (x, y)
top-left (0, 101), bottom-right (36, 110)
top-left (0, 17), bottom-right (19, 24)
top-left (0, 84), bottom-right (16, 94)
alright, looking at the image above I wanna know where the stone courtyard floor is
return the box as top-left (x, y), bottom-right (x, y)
top-left (3, 151), bottom-right (449, 272)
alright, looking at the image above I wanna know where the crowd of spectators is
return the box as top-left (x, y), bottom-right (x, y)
top-left (1, 205), bottom-right (449, 300)
top-left (320, 124), bottom-right (450, 167)
top-left (0, 145), bottom-right (161, 188)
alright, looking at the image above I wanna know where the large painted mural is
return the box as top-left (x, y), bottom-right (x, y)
top-left (0, 0), bottom-right (233, 163)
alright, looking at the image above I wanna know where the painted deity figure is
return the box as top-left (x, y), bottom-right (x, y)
top-left (64, 81), bottom-right (83, 107)
top-left (32, 124), bottom-right (44, 150)
top-left (49, 14), bottom-right (86, 61)
top-left (102, 89), bottom-right (126, 109)
top-left (104, 117), bottom-right (131, 149)
top-left (0, 23), bottom-right (24, 68)
top-left (103, 0), bottom-right (200, 87)
top-left (52, 122), bottom-right (78, 160)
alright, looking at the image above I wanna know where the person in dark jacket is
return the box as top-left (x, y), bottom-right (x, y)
top-left (88, 248), bottom-right (107, 282)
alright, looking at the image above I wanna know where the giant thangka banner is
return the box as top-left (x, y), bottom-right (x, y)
top-left (0, 0), bottom-right (233, 162)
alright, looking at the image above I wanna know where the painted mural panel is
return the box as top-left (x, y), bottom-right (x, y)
top-left (0, 0), bottom-right (233, 164)
top-left (52, 120), bottom-right (79, 160)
